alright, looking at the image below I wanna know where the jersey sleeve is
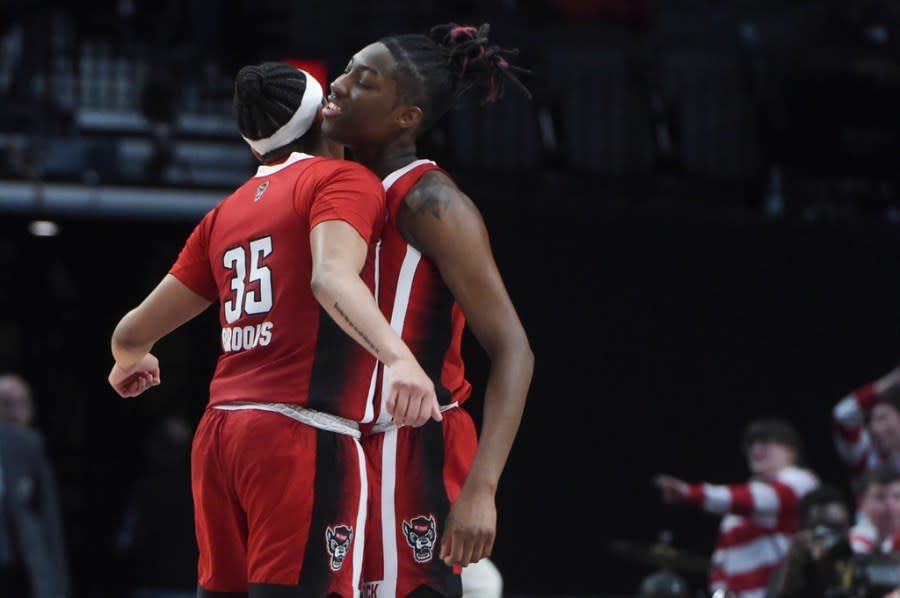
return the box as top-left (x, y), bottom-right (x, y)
top-left (307, 162), bottom-right (385, 243)
top-left (168, 210), bottom-right (218, 302)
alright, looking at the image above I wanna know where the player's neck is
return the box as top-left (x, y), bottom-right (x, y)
top-left (304, 128), bottom-right (343, 159)
top-left (354, 144), bottom-right (419, 180)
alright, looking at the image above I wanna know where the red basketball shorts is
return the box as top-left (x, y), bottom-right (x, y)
top-left (360, 407), bottom-right (478, 598)
top-left (191, 407), bottom-right (366, 597)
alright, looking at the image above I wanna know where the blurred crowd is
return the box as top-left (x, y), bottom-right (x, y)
top-left (0, 373), bottom-right (196, 598)
top-left (1, 0), bottom-right (899, 219)
top-left (642, 366), bottom-right (900, 598)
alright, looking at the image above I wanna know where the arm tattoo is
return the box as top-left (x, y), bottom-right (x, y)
top-left (333, 301), bottom-right (380, 355)
top-left (407, 184), bottom-right (455, 220)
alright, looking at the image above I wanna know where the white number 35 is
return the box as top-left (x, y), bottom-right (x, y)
top-left (222, 236), bottom-right (273, 324)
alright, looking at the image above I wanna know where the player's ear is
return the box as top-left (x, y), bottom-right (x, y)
top-left (396, 106), bottom-right (423, 131)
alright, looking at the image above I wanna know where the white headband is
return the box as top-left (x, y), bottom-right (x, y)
top-left (242, 69), bottom-right (324, 155)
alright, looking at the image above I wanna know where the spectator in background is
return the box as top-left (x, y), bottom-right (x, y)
top-left (876, 473), bottom-right (900, 552)
top-left (832, 365), bottom-right (900, 481)
top-left (0, 374), bottom-right (70, 598)
top-left (848, 466), bottom-right (897, 554)
top-left (655, 418), bottom-right (819, 598)
top-left (0, 372), bottom-right (36, 427)
top-left (115, 415), bottom-right (196, 598)
top-left (765, 485), bottom-right (853, 598)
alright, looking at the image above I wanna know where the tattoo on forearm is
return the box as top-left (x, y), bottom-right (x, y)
top-left (333, 301), bottom-right (380, 355)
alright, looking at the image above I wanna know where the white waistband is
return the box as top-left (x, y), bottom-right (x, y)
top-left (213, 402), bottom-right (360, 438)
top-left (369, 402), bottom-right (460, 435)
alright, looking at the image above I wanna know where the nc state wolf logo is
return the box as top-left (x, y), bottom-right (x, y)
top-left (325, 524), bottom-right (353, 571)
top-left (402, 515), bottom-right (437, 563)
top-left (254, 180), bottom-right (269, 202)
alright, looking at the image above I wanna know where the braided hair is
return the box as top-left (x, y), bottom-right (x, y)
top-left (379, 22), bottom-right (530, 135)
top-left (232, 62), bottom-right (316, 161)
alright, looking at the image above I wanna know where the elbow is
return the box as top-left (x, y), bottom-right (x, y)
top-left (310, 273), bottom-right (325, 302)
top-left (496, 331), bottom-right (534, 379)
top-left (310, 267), bottom-right (340, 305)
top-left (520, 338), bottom-right (535, 378)
top-left (111, 310), bottom-right (151, 354)
top-left (515, 328), bottom-right (534, 365)
top-left (112, 313), bottom-right (137, 349)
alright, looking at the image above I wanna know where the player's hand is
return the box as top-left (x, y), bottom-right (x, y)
top-left (384, 356), bottom-right (441, 427)
top-left (654, 474), bottom-right (690, 503)
top-left (108, 354), bottom-right (160, 398)
top-left (440, 483), bottom-right (496, 568)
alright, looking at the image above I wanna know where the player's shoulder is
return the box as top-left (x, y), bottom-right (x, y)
top-left (309, 158), bottom-right (382, 186)
top-left (405, 169), bottom-right (480, 221)
top-left (407, 169), bottom-right (462, 203)
top-left (414, 168), bottom-right (457, 191)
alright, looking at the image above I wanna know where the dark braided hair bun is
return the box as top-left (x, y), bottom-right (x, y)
top-left (233, 62), bottom-right (308, 140)
top-left (235, 65), bottom-right (264, 104)
top-left (429, 22), bottom-right (530, 103)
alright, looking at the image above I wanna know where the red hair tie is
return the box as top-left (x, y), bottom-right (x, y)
top-left (450, 26), bottom-right (478, 41)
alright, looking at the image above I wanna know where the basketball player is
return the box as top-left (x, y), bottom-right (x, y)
top-left (322, 23), bottom-right (535, 598)
top-left (107, 62), bottom-right (441, 598)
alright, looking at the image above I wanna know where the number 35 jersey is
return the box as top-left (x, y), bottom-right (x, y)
top-left (168, 152), bottom-right (385, 421)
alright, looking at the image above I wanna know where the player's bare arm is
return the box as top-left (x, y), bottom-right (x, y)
top-left (109, 275), bottom-right (212, 397)
top-left (309, 220), bottom-right (441, 426)
top-left (399, 171), bottom-right (534, 566)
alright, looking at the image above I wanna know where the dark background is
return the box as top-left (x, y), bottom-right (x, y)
top-left (1, 0), bottom-right (900, 596)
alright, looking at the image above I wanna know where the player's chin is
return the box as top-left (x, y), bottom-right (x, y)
top-left (322, 119), bottom-right (366, 148)
top-left (321, 117), bottom-right (348, 142)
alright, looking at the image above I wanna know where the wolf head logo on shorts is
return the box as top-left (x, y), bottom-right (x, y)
top-left (325, 524), bottom-right (353, 571)
top-left (402, 515), bottom-right (437, 563)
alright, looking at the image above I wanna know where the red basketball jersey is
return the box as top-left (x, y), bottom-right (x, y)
top-left (374, 160), bottom-right (472, 425)
top-left (169, 152), bottom-right (384, 421)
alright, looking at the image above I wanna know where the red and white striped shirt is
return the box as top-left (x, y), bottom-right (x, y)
top-left (832, 383), bottom-right (900, 482)
top-left (850, 515), bottom-right (881, 554)
top-left (686, 466), bottom-right (819, 598)
top-left (878, 529), bottom-right (900, 553)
